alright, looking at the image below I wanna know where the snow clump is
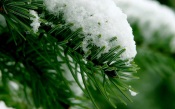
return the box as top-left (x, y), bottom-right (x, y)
top-left (115, 0), bottom-right (175, 53)
top-left (44, 0), bottom-right (137, 60)
top-left (29, 10), bottom-right (41, 33)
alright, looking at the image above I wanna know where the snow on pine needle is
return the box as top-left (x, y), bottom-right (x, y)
top-left (115, 0), bottom-right (175, 53)
top-left (44, 0), bottom-right (137, 60)
top-left (29, 10), bottom-right (41, 33)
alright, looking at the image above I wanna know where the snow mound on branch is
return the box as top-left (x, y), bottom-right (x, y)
top-left (44, 0), bottom-right (136, 60)
top-left (115, 0), bottom-right (175, 53)
top-left (29, 10), bottom-right (40, 33)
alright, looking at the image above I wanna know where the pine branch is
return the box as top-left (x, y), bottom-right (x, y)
top-left (47, 20), bottom-right (138, 108)
top-left (0, 0), bottom-right (139, 108)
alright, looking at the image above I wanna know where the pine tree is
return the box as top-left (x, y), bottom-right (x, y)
top-left (0, 0), bottom-right (138, 109)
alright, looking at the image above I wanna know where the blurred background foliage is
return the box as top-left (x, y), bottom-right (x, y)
top-left (159, 0), bottom-right (175, 8)
top-left (116, 0), bottom-right (175, 109)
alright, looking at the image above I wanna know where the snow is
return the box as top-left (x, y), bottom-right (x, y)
top-left (129, 89), bottom-right (138, 96)
top-left (29, 10), bottom-right (40, 33)
top-left (44, 0), bottom-right (137, 60)
top-left (9, 81), bottom-right (19, 90)
top-left (0, 101), bottom-right (14, 109)
top-left (115, 0), bottom-right (175, 53)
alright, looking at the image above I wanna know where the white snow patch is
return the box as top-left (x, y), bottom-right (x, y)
top-left (129, 89), bottom-right (138, 96)
top-left (29, 10), bottom-right (40, 33)
top-left (9, 81), bottom-right (19, 90)
top-left (115, 0), bottom-right (175, 52)
top-left (0, 101), bottom-right (14, 109)
top-left (44, 0), bottom-right (137, 60)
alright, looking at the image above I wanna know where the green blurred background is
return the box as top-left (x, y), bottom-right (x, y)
top-left (116, 0), bottom-right (175, 109)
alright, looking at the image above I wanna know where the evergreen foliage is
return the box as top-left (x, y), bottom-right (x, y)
top-left (0, 0), bottom-right (138, 109)
top-left (1, 0), bottom-right (174, 109)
